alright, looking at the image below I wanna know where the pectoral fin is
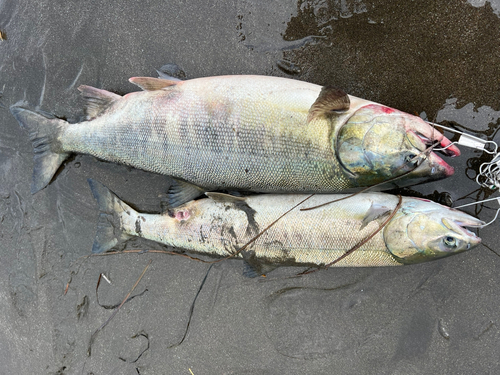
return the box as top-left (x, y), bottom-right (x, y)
top-left (308, 86), bottom-right (350, 122)
top-left (129, 77), bottom-right (179, 91)
top-left (360, 202), bottom-right (392, 230)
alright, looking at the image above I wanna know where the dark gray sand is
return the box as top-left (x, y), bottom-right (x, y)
top-left (1, 1), bottom-right (500, 374)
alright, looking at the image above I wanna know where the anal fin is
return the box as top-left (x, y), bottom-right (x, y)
top-left (243, 260), bottom-right (277, 278)
top-left (243, 261), bottom-right (262, 278)
top-left (78, 85), bottom-right (121, 120)
top-left (242, 249), bottom-right (278, 277)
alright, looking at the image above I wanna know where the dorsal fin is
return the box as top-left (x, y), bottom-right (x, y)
top-left (78, 85), bottom-right (122, 119)
top-left (307, 86), bottom-right (350, 122)
top-left (129, 77), bottom-right (179, 91)
top-left (205, 192), bottom-right (246, 203)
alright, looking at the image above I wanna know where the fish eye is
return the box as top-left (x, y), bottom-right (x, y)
top-left (443, 236), bottom-right (457, 248)
top-left (404, 153), bottom-right (419, 166)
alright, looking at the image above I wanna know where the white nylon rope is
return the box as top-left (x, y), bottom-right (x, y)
top-left (427, 121), bottom-right (500, 227)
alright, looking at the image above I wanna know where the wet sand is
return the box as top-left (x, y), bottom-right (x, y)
top-left (1, 1), bottom-right (499, 374)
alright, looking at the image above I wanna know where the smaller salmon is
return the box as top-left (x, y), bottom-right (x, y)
top-left (88, 180), bottom-right (483, 276)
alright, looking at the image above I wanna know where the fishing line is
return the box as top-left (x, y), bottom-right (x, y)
top-left (203, 194), bottom-right (316, 265)
top-left (454, 196), bottom-right (500, 228)
top-left (427, 121), bottom-right (500, 226)
top-left (257, 195), bottom-right (405, 281)
top-left (300, 140), bottom-right (439, 211)
top-left (297, 195), bottom-right (404, 276)
top-left (427, 121), bottom-right (500, 189)
top-left (427, 122), bottom-right (498, 154)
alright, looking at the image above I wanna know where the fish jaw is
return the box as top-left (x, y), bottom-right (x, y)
top-left (393, 150), bottom-right (455, 188)
top-left (383, 199), bottom-right (484, 264)
top-left (402, 115), bottom-right (461, 157)
top-left (336, 104), bottom-right (457, 188)
top-left (424, 148), bottom-right (455, 177)
top-left (440, 215), bottom-right (482, 249)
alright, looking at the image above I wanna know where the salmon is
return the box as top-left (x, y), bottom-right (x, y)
top-left (11, 75), bottom-right (459, 206)
top-left (88, 180), bottom-right (482, 276)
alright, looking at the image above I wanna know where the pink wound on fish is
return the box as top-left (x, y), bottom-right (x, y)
top-left (380, 106), bottom-right (395, 114)
top-left (364, 104), bottom-right (397, 114)
top-left (175, 210), bottom-right (190, 221)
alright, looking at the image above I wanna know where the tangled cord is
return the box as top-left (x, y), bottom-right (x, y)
top-left (427, 121), bottom-right (500, 189)
top-left (477, 153), bottom-right (500, 190)
top-left (427, 121), bottom-right (500, 226)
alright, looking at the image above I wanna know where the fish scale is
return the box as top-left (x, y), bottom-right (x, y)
top-left (12, 75), bottom-right (460, 198)
top-left (63, 81), bottom-right (346, 191)
top-left (117, 192), bottom-right (402, 266)
top-left (247, 195), bottom-right (394, 265)
top-left (88, 180), bottom-right (483, 275)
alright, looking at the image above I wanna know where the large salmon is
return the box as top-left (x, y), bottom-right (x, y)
top-left (88, 180), bottom-right (482, 276)
top-left (11, 75), bottom-right (459, 205)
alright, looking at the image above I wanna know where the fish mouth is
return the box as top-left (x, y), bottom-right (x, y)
top-left (408, 146), bottom-right (454, 179)
top-left (405, 121), bottom-right (461, 158)
top-left (458, 225), bottom-right (482, 247)
top-left (452, 216), bottom-right (485, 228)
top-left (426, 150), bottom-right (455, 177)
top-left (406, 122), bottom-right (458, 178)
top-left (443, 213), bottom-right (485, 245)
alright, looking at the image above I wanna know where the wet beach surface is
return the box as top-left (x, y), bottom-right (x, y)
top-left (1, 1), bottom-right (500, 374)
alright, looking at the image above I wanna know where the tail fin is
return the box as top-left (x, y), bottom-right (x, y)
top-left (88, 179), bottom-right (133, 253)
top-left (10, 106), bottom-right (70, 194)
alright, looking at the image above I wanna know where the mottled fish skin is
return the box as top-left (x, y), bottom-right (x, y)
top-left (89, 180), bottom-right (483, 272)
top-left (64, 76), bottom-right (363, 192)
top-left (12, 75), bottom-right (459, 196)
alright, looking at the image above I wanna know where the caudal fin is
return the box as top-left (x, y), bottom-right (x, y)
top-left (88, 179), bottom-right (133, 253)
top-left (10, 106), bottom-right (70, 194)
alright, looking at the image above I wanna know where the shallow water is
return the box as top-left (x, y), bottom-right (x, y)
top-left (1, 1), bottom-right (500, 374)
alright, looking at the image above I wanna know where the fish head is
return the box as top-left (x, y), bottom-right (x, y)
top-left (336, 104), bottom-right (460, 188)
top-left (383, 198), bottom-right (483, 264)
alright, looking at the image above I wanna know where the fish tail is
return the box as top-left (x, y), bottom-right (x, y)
top-left (10, 106), bottom-right (70, 194)
top-left (88, 179), bottom-right (133, 253)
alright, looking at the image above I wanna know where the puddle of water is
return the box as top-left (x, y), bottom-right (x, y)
top-left (436, 98), bottom-right (500, 134)
top-left (468, 0), bottom-right (500, 17)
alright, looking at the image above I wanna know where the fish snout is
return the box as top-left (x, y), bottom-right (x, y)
top-left (405, 118), bottom-right (461, 157)
top-left (425, 151), bottom-right (455, 177)
top-left (467, 232), bottom-right (482, 247)
top-left (441, 214), bottom-right (485, 247)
